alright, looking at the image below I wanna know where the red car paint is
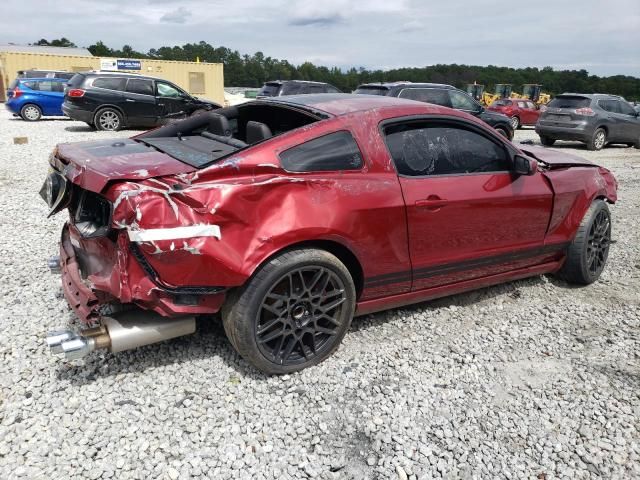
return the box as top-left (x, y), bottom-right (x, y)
top-left (47, 96), bottom-right (617, 326)
top-left (488, 98), bottom-right (542, 126)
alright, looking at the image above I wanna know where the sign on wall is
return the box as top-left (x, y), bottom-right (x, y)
top-left (100, 58), bottom-right (142, 71)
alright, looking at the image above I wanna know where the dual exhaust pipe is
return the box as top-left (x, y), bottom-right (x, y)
top-left (46, 311), bottom-right (196, 360)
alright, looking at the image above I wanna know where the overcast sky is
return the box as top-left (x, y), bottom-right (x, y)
top-left (2, 0), bottom-right (639, 77)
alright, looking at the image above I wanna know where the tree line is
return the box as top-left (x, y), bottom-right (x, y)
top-left (33, 39), bottom-right (640, 100)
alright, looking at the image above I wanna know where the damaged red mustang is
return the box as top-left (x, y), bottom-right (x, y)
top-left (42, 94), bottom-right (618, 373)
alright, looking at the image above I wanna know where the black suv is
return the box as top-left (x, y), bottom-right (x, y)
top-left (62, 72), bottom-right (221, 131)
top-left (354, 82), bottom-right (514, 139)
top-left (257, 80), bottom-right (341, 98)
top-left (536, 93), bottom-right (640, 150)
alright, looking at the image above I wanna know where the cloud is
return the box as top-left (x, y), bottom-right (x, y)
top-left (289, 13), bottom-right (343, 27)
top-left (398, 20), bottom-right (422, 33)
top-left (160, 6), bottom-right (191, 24)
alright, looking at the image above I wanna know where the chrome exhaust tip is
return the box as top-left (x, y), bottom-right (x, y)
top-left (47, 255), bottom-right (61, 274)
top-left (60, 336), bottom-right (97, 361)
top-left (45, 329), bottom-right (76, 354)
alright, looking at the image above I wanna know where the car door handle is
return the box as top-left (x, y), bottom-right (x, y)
top-left (415, 196), bottom-right (448, 210)
top-left (125, 98), bottom-right (135, 102)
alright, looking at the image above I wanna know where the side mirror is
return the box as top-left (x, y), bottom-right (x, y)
top-left (513, 154), bottom-right (537, 176)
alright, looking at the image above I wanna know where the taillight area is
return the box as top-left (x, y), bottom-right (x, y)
top-left (12, 87), bottom-right (22, 99)
top-left (574, 107), bottom-right (595, 116)
top-left (67, 89), bottom-right (85, 98)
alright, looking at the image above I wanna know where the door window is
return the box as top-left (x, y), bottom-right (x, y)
top-left (279, 131), bottom-right (363, 172)
top-left (449, 90), bottom-right (478, 111)
top-left (385, 122), bottom-right (510, 176)
top-left (157, 82), bottom-right (183, 98)
top-left (125, 79), bottom-right (154, 96)
top-left (398, 88), bottom-right (451, 107)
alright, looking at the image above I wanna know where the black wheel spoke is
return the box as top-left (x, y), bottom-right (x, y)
top-left (255, 264), bottom-right (348, 366)
top-left (586, 209), bottom-right (611, 277)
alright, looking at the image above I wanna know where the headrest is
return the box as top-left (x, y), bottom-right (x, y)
top-left (208, 113), bottom-right (232, 137)
top-left (246, 121), bottom-right (273, 144)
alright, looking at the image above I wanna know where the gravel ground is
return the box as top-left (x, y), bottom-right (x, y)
top-left (0, 109), bottom-right (638, 480)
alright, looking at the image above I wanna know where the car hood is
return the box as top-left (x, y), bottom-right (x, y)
top-left (55, 138), bottom-right (196, 193)
top-left (519, 145), bottom-right (596, 168)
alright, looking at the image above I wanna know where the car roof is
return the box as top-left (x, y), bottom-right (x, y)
top-left (19, 77), bottom-right (67, 82)
top-left (265, 80), bottom-right (330, 86)
top-left (262, 93), bottom-right (458, 117)
top-left (357, 82), bottom-right (455, 89)
top-left (558, 93), bottom-right (620, 99)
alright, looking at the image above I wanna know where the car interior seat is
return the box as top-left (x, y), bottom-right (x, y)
top-left (245, 121), bottom-right (273, 144)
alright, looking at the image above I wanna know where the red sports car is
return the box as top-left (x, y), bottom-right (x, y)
top-left (488, 98), bottom-right (543, 130)
top-left (42, 94), bottom-right (617, 374)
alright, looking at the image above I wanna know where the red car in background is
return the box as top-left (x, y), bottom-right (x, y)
top-left (488, 98), bottom-right (542, 130)
top-left (42, 94), bottom-right (617, 374)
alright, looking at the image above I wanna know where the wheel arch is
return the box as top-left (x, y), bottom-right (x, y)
top-left (94, 104), bottom-right (128, 123)
top-left (247, 239), bottom-right (365, 299)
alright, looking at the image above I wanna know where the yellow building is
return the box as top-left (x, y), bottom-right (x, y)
top-left (0, 46), bottom-right (224, 104)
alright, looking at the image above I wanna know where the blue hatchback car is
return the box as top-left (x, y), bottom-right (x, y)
top-left (5, 78), bottom-right (67, 121)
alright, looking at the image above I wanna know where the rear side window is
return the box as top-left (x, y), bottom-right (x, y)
top-left (68, 74), bottom-right (86, 88)
top-left (258, 83), bottom-right (280, 96)
top-left (21, 81), bottom-right (38, 90)
top-left (399, 88), bottom-right (452, 107)
top-left (598, 100), bottom-right (617, 113)
top-left (279, 131), bottom-right (363, 172)
top-left (281, 83), bottom-right (303, 95)
top-left (93, 77), bottom-right (126, 91)
top-left (36, 81), bottom-right (55, 92)
top-left (384, 123), bottom-right (509, 176)
top-left (125, 78), bottom-right (154, 95)
top-left (548, 96), bottom-right (591, 109)
top-left (325, 85), bottom-right (341, 93)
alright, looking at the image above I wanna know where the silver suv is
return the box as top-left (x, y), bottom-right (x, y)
top-left (536, 93), bottom-right (640, 150)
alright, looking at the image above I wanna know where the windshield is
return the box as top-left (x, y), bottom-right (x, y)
top-left (258, 84), bottom-right (281, 97)
top-left (354, 86), bottom-right (389, 96)
top-left (548, 96), bottom-right (591, 109)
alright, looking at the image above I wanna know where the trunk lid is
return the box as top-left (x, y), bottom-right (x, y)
top-left (55, 138), bottom-right (196, 193)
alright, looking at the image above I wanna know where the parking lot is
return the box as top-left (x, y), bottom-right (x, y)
top-left (0, 108), bottom-right (638, 479)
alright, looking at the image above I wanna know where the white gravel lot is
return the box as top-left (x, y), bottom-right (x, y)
top-left (0, 108), bottom-right (638, 480)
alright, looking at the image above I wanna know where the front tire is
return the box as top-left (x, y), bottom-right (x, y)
top-left (495, 126), bottom-right (510, 140)
top-left (540, 135), bottom-right (556, 146)
top-left (557, 200), bottom-right (611, 285)
top-left (94, 108), bottom-right (123, 131)
top-left (587, 128), bottom-right (606, 151)
top-left (222, 249), bottom-right (356, 374)
top-left (20, 104), bottom-right (42, 121)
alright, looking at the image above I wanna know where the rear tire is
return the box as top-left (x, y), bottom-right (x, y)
top-left (222, 249), bottom-right (356, 374)
top-left (510, 116), bottom-right (520, 130)
top-left (540, 135), bottom-right (556, 146)
top-left (20, 104), bottom-right (42, 121)
top-left (586, 128), bottom-right (606, 151)
top-left (94, 108), bottom-right (123, 131)
top-left (557, 200), bottom-right (611, 285)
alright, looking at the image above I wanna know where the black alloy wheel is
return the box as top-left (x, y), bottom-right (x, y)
top-left (256, 266), bottom-right (347, 365)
